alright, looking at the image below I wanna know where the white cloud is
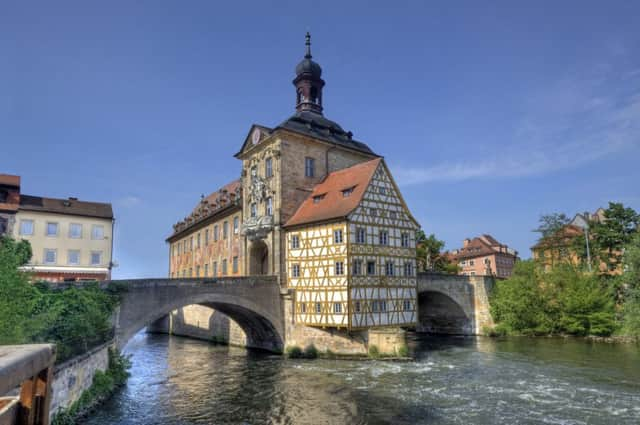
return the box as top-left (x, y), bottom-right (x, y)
top-left (396, 59), bottom-right (640, 185)
top-left (116, 195), bottom-right (142, 207)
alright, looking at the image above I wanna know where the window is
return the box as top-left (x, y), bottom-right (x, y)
top-left (68, 250), bottom-right (80, 265)
top-left (214, 225), bottom-right (219, 241)
top-left (292, 264), bottom-right (300, 278)
top-left (183, 240), bottom-right (188, 252)
top-left (401, 233), bottom-right (410, 248)
top-left (300, 303), bottom-right (307, 313)
top-left (265, 157), bottom-right (273, 178)
top-left (190, 236), bottom-right (193, 250)
top-left (205, 229), bottom-right (209, 245)
top-left (0, 189), bottom-right (7, 202)
top-left (189, 268), bottom-right (192, 277)
top-left (367, 261), bottom-right (376, 275)
top-left (234, 216), bottom-right (240, 234)
top-left (46, 222), bottom-right (58, 237)
top-left (469, 260), bottom-right (475, 266)
top-left (385, 261), bottom-right (394, 276)
top-left (334, 229), bottom-right (343, 244)
top-left (370, 208), bottom-right (377, 216)
top-left (315, 303), bottom-right (322, 313)
top-left (356, 228), bottom-right (366, 244)
top-left (313, 194), bottom-right (325, 204)
top-left (372, 301), bottom-right (380, 313)
top-left (20, 220), bottom-right (34, 236)
top-left (334, 303), bottom-right (342, 313)
top-left (470, 271), bottom-right (476, 276)
top-left (204, 263), bottom-right (209, 276)
top-left (233, 256), bottom-right (239, 273)
top-left (91, 225), bottom-right (104, 240)
top-left (250, 203), bottom-right (257, 218)
top-left (404, 262), bottom-right (414, 277)
top-left (353, 259), bottom-right (362, 275)
top-left (69, 223), bottom-right (83, 239)
top-left (390, 211), bottom-right (397, 219)
top-left (379, 186), bottom-right (387, 195)
top-left (335, 261), bottom-right (344, 275)
top-left (291, 235), bottom-right (300, 249)
top-left (380, 300), bottom-right (387, 312)
top-left (305, 157), bottom-right (315, 177)
top-left (196, 265), bottom-right (201, 277)
top-left (379, 230), bottom-right (389, 246)
top-left (266, 197), bottom-right (273, 216)
top-left (342, 187), bottom-right (354, 197)
top-left (223, 221), bottom-right (229, 239)
top-left (222, 259), bottom-right (228, 275)
top-left (213, 261), bottom-right (218, 276)
top-left (403, 300), bottom-right (412, 311)
top-left (44, 249), bottom-right (57, 264)
top-left (197, 233), bottom-right (201, 248)
top-left (354, 301), bottom-right (361, 313)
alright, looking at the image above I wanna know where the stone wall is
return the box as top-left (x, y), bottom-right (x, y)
top-left (148, 305), bottom-right (247, 347)
top-left (50, 341), bottom-right (112, 416)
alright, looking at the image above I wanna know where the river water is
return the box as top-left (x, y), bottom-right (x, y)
top-left (85, 332), bottom-right (640, 425)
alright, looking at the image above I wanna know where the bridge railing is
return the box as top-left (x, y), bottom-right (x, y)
top-left (0, 344), bottom-right (56, 425)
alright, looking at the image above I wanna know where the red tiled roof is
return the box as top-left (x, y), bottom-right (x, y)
top-left (285, 158), bottom-right (382, 228)
top-left (195, 180), bottom-right (241, 215)
top-left (448, 234), bottom-right (517, 261)
top-left (0, 174), bottom-right (20, 187)
top-left (19, 195), bottom-right (113, 219)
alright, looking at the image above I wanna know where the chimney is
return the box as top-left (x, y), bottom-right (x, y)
top-left (463, 238), bottom-right (471, 248)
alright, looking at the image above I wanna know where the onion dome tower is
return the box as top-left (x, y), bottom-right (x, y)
top-left (293, 32), bottom-right (325, 114)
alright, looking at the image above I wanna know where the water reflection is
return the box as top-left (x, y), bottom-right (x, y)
top-left (85, 332), bottom-right (640, 425)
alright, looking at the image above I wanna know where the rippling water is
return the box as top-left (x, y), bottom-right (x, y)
top-left (84, 333), bottom-right (640, 425)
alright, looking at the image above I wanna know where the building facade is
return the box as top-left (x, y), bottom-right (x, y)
top-left (166, 33), bottom-right (419, 332)
top-left (1, 174), bottom-right (114, 282)
top-left (447, 235), bottom-right (518, 278)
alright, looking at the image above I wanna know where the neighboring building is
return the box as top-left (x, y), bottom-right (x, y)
top-left (166, 33), bottom-right (419, 330)
top-left (167, 180), bottom-right (243, 278)
top-left (531, 208), bottom-right (617, 273)
top-left (447, 235), bottom-right (518, 278)
top-left (1, 174), bottom-right (114, 282)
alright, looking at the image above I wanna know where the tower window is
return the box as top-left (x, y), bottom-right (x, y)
top-left (310, 86), bottom-right (318, 103)
top-left (305, 157), bottom-right (315, 178)
top-left (265, 157), bottom-right (273, 178)
top-left (0, 189), bottom-right (8, 203)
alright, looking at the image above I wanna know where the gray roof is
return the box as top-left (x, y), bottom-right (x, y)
top-left (20, 195), bottom-right (114, 219)
top-left (276, 111), bottom-right (378, 156)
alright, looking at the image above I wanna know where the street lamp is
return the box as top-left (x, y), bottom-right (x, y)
top-left (583, 211), bottom-right (592, 272)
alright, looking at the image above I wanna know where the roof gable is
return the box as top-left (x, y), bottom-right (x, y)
top-left (234, 124), bottom-right (273, 158)
top-left (284, 159), bottom-right (382, 227)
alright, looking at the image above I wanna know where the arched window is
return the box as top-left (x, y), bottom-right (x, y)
top-left (310, 86), bottom-right (318, 103)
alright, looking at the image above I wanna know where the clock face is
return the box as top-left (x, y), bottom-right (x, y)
top-left (252, 129), bottom-right (261, 145)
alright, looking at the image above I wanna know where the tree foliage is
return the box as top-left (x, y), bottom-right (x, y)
top-left (533, 213), bottom-right (571, 239)
top-left (620, 233), bottom-right (640, 337)
top-left (416, 230), bottom-right (458, 273)
top-left (0, 237), bottom-right (118, 362)
top-left (490, 260), bottom-right (616, 336)
top-left (589, 202), bottom-right (639, 272)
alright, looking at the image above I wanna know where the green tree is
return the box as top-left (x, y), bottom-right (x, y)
top-left (590, 202), bottom-right (639, 272)
top-left (620, 233), bottom-right (640, 337)
top-left (0, 237), bottom-right (42, 344)
top-left (416, 230), bottom-right (457, 273)
top-left (533, 213), bottom-right (571, 239)
top-left (490, 260), bottom-right (616, 336)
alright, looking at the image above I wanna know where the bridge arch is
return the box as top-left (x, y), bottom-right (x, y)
top-left (417, 291), bottom-right (472, 335)
top-left (113, 278), bottom-right (284, 352)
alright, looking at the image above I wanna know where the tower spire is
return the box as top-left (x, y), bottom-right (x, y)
top-left (293, 32), bottom-right (325, 114)
top-left (305, 32), bottom-right (312, 59)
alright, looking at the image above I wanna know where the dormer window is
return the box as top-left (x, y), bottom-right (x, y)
top-left (342, 186), bottom-right (355, 197)
top-left (313, 194), bottom-right (326, 204)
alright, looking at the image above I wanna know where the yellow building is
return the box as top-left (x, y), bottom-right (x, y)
top-left (1, 174), bottom-right (114, 282)
top-left (284, 159), bottom-right (419, 329)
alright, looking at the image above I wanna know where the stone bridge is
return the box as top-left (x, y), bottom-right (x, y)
top-left (109, 276), bottom-right (284, 352)
top-left (417, 273), bottom-right (494, 335)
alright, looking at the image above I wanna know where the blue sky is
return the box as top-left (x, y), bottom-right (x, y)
top-left (1, 1), bottom-right (639, 278)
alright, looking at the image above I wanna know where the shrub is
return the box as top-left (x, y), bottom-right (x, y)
top-left (285, 345), bottom-right (303, 358)
top-left (368, 344), bottom-right (380, 358)
top-left (396, 344), bottom-right (409, 357)
top-left (303, 344), bottom-right (318, 359)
